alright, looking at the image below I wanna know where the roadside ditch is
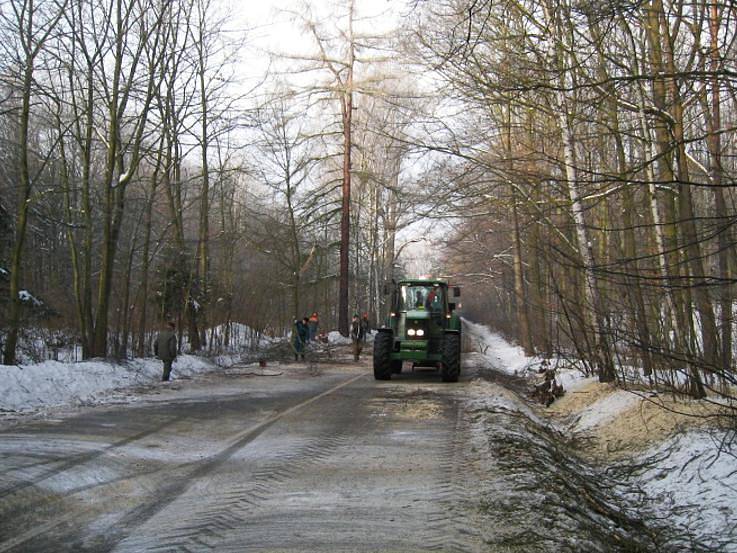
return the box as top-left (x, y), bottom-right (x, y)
top-left (463, 370), bottom-right (712, 553)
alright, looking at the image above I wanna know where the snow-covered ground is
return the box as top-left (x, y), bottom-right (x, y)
top-left (0, 354), bottom-right (228, 414)
top-left (632, 431), bottom-right (737, 549)
top-left (327, 330), bottom-right (353, 346)
top-left (463, 318), bottom-right (585, 390)
top-left (463, 319), bottom-right (536, 375)
top-left (326, 329), bottom-right (375, 345)
top-left (572, 389), bottom-right (641, 432)
top-left (464, 318), bottom-right (737, 551)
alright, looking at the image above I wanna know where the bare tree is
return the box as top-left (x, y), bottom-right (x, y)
top-left (2, 0), bottom-right (68, 365)
top-left (250, 92), bottom-right (321, 319)
top-left (409, 0), bottom-right (737, 397)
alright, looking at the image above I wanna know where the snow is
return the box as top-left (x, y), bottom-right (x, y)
top-left (463, 319), bottom-right (536, 375)
top-left (18, 289), bottom-right (42, 306)
top-left (207, 322), bottom-right (275, 350)
top-left (633, 431), bottom-right (737, 552)
top-left (327, 330), bottom-right (352, 345)
top-left (117, 169), bottom-right (131, 185)
top-left (463, 317), bottom-right (589, 391)
top-left (572, 389), bottom-right (640, 432)
top-left (0, 354), bottom-right (216, 413)
top-left (0, 320), bottom-right (315, 415)
top-left (464, 318), bottom-right (736, 549)
top-left (325, 329), bottom-right (375, 345)
top-left (556, 371), bottom-right (593, 392)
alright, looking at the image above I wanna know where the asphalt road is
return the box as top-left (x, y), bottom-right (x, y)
top-left (0, 352), bottom-right (486, 553)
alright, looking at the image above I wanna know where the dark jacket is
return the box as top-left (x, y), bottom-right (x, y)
top-left (350, 319), bottom-right (364, 341)
top-left (154, 330), bottom-right (177, 361)
top-left (293, 320), bottom-right (309, 351)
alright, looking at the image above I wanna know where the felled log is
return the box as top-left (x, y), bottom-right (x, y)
top-left (530, 368), bottom-right (565, 406)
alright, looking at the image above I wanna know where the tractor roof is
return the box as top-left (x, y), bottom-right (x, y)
top-left (397, 278), bottom-right (448, 286)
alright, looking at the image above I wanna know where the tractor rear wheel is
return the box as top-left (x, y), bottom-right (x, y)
top-left (441, 333), bottom-right (461, 383)
top-left (373, 331), bottom-right (393, 380)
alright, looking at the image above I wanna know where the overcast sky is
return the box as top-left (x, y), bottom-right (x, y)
top-left (226, 0), bottom-right (405, 86)
top-left (222, 0), bottom-right (440, 274)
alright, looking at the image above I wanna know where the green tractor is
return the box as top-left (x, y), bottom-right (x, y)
top-left (373, 278), bottom-right (462, 382)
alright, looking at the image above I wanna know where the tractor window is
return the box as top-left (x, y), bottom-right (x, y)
top-left (398, 285), bottom-right (445, 311)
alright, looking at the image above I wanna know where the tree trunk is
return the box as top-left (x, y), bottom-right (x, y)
top-left (512, 188), bottom-right (533, 355)
top-left (661, 6), bottom-right (715, 397)
top-left (337, 0), bottom-right (355, 336)
top-left (118, 231), bottom-right (138, 359)
top-left (545, 0), bottom-right (615, 382)
top-left (338, 74), bottom-right (353, 336)
top-left (136, 162), bottom-right (159, 357)
top-left (642, 0), bottom-right (710, 397)
top-left (589, 16), bottom-right (653, 374)
top-left (195, 3), bottom-right (210, 350)
top-left (707, 1), bottom-right (732, 372)
top-left (3, 11), bottom-right (37, 365)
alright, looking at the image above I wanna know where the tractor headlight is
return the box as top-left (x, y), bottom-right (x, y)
top-left (416, 329), bottom-right (425, 337)
top-left (407, 328), bottom-right (416, 336)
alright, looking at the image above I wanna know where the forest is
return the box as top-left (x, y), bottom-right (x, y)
top-left (1, 0), bottom-right (736, 410)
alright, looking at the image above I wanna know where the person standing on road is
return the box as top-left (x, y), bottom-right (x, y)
top-left (361, 313), bottom-right (370, 343)
top-left (301, 317), bottom-right (310, 350)
top-left (308, 312), bottom-right (319, 342)
top-left (351, 313), bottom-right (365, 361)
top-left (293, 318), bottom-right (309, 361)
top-left (154, 321), bottom-right (178, 381)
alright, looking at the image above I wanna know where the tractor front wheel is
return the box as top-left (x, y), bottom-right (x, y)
top-left (441, 332), bottom-right (461, 383)
top-left (373, 331), bottom-right (394, 380)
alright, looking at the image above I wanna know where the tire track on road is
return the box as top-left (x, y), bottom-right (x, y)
top-left (0, 414), bottom-right (185, 498)
top-left (117, 432), bottom-right (354, 552)
top-left (424, 400), bottom-right (484, 553)
top-left (98, 372), bottom-right (366, 552)
top-left (0, 372), bottom-right (367, 553)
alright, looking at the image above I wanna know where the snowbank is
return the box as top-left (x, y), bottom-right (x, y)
top-left (327, 330), bottom-right (352, 346)
top-left (573, 389), bottom-right (641, 432)
top-left (0, 354), bottom-right (217, 413)
top-left (206, 322), bottom-right (275, 350)
top-left (18, 290), bottom-right (42, 306)
top-left (463, 318), bottom-right (586, 392)
top-left (462, 318), bottom-right (736, 550)
top-left (463, 319), bottom-right (536, 375)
